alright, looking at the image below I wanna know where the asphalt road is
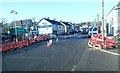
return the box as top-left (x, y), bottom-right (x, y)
top-left (2, 33), bottom-right (119, 71)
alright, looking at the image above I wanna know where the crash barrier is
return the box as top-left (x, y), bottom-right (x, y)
top-left (88, 34), bottom-right (116, 49)
top-left (0, 35), bottom-right (50, 52)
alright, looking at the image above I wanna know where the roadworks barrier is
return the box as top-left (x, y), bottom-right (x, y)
top-left (88, 34), bottom-right (116, 49)
top-left (0, 35), bottom-right (50, 53)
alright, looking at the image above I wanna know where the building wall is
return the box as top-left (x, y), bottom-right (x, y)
top-left (106, 5), bottom-right (118, 36)
top-left (37, 19), bottom-right (53, 35)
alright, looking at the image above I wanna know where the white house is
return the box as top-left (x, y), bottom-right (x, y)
top-left (61, 22), bottom-right (73, 34)
top-left (37, 18), bottom-right (65, 35)
top-left (105, 3), bottom-right (119, 37)
top-left (60, 22), bottom-right (67, 33)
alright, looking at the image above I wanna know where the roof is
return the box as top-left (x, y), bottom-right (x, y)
top-left (45, 18), bottom-right (63, 26)
top-left (38, 18), bottom-right (63, 26)
top-left (61, 22), bottom-right (72, 26)
top-left (10, 19), bottom-right (33, 27)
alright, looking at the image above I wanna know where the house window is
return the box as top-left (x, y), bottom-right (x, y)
top-left (38, 25), bottom-right (51, 28)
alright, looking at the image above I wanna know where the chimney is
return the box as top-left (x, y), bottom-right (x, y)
top-left (53, 18), bottom-right (56, 21)
top-left (60, 20), bottom-right (62, 22)
top-left (47, 17), bottom-right (50, 19)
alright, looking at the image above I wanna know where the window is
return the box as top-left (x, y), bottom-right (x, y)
top-left (90, 27), bottom-right (97, 31)
top-left (38, 25), bottom-right (52, 28)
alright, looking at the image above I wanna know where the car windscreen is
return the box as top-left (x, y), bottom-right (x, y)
top-left (90, 27), bottom-right (97, 31)
top-left (82, 28), bottom-right (88, 30)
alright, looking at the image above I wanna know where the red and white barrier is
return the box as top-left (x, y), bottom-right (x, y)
top-left (88, 34), bottom-right (116, 49)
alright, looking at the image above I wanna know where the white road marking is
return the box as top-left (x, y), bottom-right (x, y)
top-left (91, 46), bottom-right (120, 56)
top-left (98, 49), bottom-right (120, 56)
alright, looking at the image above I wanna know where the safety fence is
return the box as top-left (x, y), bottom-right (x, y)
top-left (88, 34), bottom-right (116, 49)
top-left (0, 35), bottom-right (50, 52)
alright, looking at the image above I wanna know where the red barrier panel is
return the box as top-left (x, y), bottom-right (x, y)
top-left (29, 38), bottom-right (35, 44)
top-left (23, 40), bottom-right (28, 46)
top-left (39, 36), bottom-right (44, 41)
top-left (15, 42), bottom-right (20, 49)
top-left (10, 41), bottom-right (16, 49)
top-left (2, 42), bottom-right (12, 52)
top-left (89, 34), bottom-right (116, 49)
top-left (0, 44), bottom-right (2, 52)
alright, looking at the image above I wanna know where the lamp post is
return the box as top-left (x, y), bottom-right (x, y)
top-left (10, 10), bottom-right (18, 42)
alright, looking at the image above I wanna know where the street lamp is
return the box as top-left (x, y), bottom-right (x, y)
top-left (10, 10), bottom-right (18, 42)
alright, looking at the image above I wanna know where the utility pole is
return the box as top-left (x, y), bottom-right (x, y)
top-left (102, 0), bottom-right (105, 48)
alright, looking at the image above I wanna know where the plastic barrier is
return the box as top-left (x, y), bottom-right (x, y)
top-left (29, 38), bottom-right (35, 44)
top-left (10, 41), bottom-right (16, 49)
top-left (22, 40), bottom-right (28, 46)
top-left (2, 42), bottom-right (12, 52)
top-left (88, 34), bottom-right (116, 49)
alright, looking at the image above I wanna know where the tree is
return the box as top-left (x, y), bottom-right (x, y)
top-left (0, 17), bottom-right (9, 35)
top-left (0, 17), bottom-right (8, 25)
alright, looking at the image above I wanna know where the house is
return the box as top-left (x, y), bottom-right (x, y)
top-left (10, 19), bottom-right (33, 30)
top-left (10, 19), bottom-right (34, 39)
top-left (61, 21), bottom-right (73, 34)
top-left (37, 18), bottom-right (65, 35)
top-left (74, 24), bottom-right (80, 32)
top-left (105, 2), bottom-right (120, 37)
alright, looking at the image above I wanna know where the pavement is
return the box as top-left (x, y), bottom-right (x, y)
top-left (1, 33), bottom-right (119, 71)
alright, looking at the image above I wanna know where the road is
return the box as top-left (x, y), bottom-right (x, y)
top-left (2, 33), bottom-right (119, 71)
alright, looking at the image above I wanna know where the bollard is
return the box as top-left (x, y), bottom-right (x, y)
top-left (56, 38), bottom-right (58, 42)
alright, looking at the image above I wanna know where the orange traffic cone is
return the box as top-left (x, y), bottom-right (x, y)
top-left (47, 39), bottom-right (52, 47)
top-left (56, 38), bottom-right (58, 42)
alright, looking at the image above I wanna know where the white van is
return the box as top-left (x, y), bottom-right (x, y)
top-left (88, 26), bottom-right (98, 37)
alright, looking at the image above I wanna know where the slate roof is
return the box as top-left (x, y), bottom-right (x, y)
top-left (39, 18), bottom-right (63, 26)
top-left (61, 22), bottom-right (72, 26)
top-left (10, 19), bottom-right (33, 27)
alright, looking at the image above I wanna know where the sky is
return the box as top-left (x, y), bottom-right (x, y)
top-left (0, 0), bottom-right (119, 23)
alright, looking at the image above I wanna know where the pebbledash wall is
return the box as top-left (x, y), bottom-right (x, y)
top-left (105, 2), bottom-right (120, 37)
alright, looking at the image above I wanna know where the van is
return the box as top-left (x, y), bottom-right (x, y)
top-left (81, 25), bottom-right (89, 34)
top-left (88, 26), bottom-right (98, 37)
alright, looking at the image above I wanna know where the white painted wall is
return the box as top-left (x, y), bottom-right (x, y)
top-left (38, 19), bottom-right (52, 35)
top-left (61, 22), bottom-right (67, 33)
top-left (105, 5), bottom-right (118, 36)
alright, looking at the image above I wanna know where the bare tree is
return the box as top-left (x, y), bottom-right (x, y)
top-left (0, 17), bottom-right (8, 25)
top-left (0, 17), bottom-right (9, 35)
